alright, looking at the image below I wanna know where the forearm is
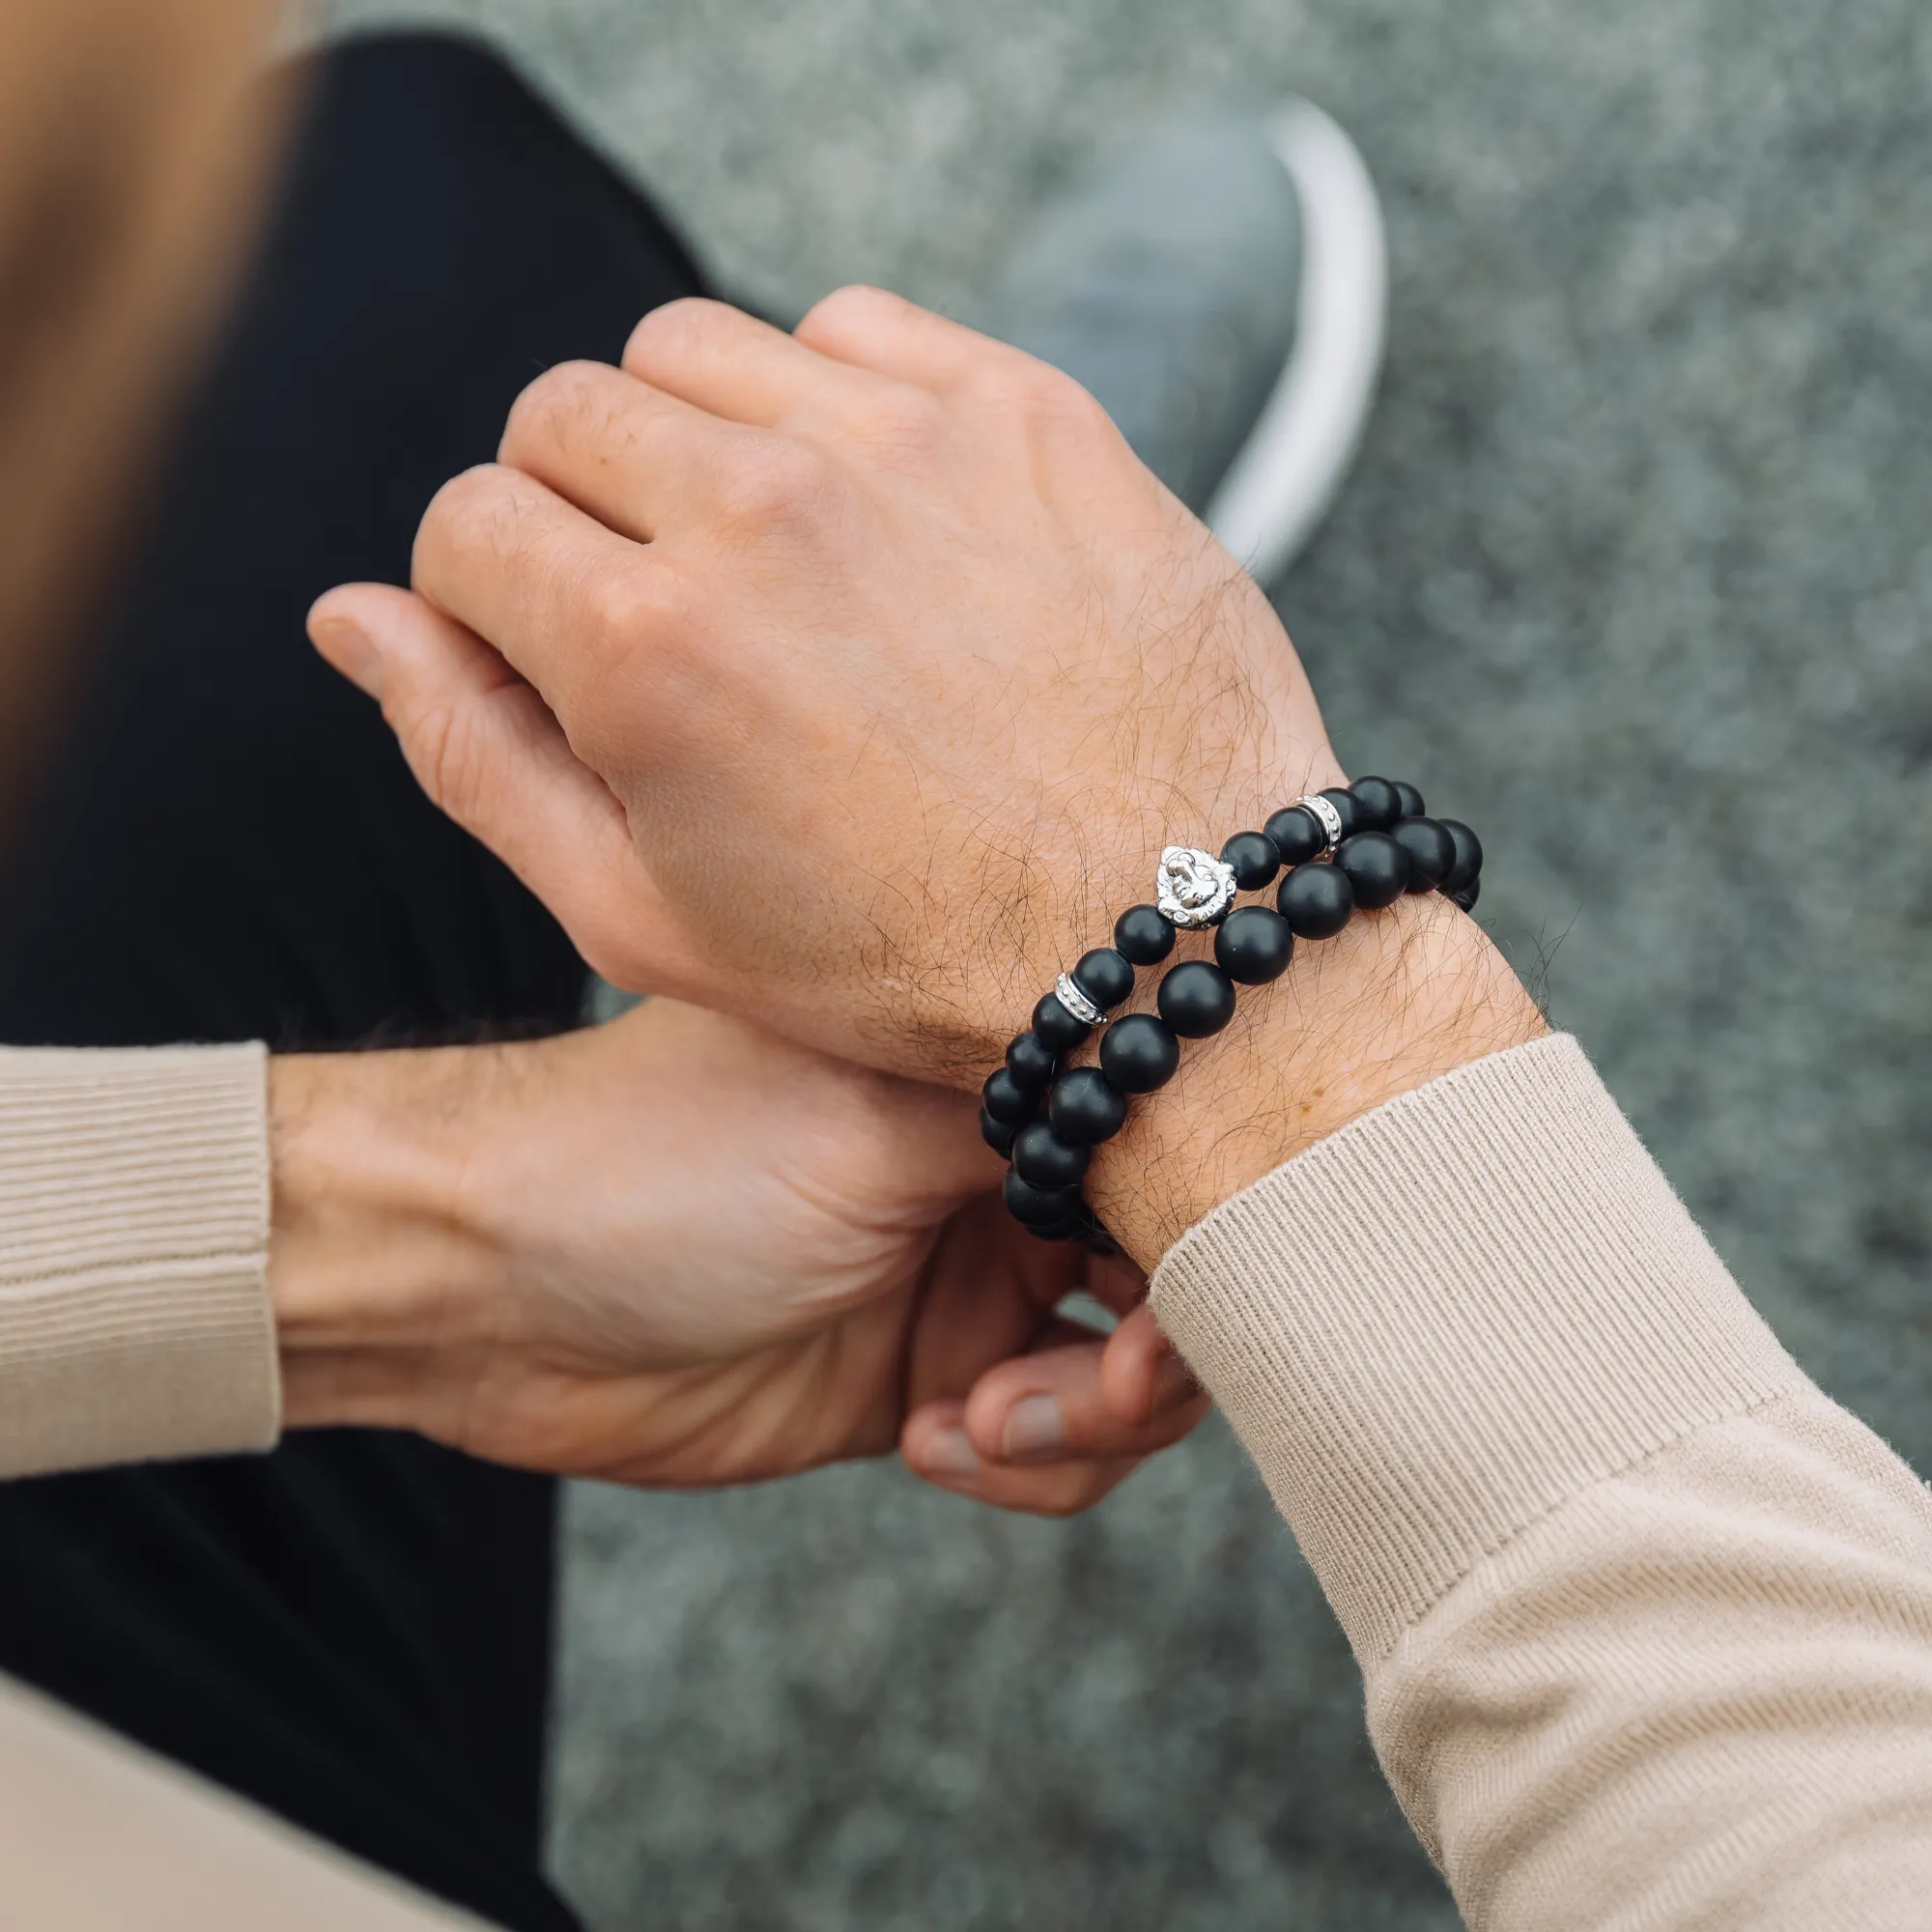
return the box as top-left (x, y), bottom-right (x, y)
top-left (0, 1042), bottom-right (277, 1477)
top-left (1134, 1000), bottom-right (1932, 1922)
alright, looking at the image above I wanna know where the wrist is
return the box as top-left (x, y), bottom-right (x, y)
top-left (268, 1045), bottom-right (511, 1430)
top-left (1085, 895), bottom-right (1546, 1264)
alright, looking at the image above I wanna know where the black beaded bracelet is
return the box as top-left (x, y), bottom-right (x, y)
top-left (980, 777), bottom-right (1483, 1243)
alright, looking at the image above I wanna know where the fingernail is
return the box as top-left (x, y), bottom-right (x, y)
top-left (310, 612), bottom-right (383, 698)
top-left (920, 1426), bottom-right (980, 1479)
top-left (1000, 1393), bottom-right (1065, 1463)
top-left (1153, 1350), bottom-right (1202, 1413)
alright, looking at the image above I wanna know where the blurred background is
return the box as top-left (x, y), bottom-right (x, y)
top-left (299, 2), bottom-right (1932, 1926)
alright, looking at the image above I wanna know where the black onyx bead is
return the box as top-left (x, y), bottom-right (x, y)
top-left (1114, 903), bottom-right (1178, 966)
top-left (1214, 905), bottom-right (1295, 984)
top-left (1452, 876), bottom-right (1482, 913)
top-left (1099, 1012), bottom-right (1181, 1094)
top-left (1336, 832), bottom-right (1410, 909)
top-left (1393, 780), bottom-right (1426, 819)
top-left (1349, 776), bottom-right (1404, 832)
top-left (1012, 1120), bottom-right (1094, 1190)
top-left (1392, 816), bottom-right (1457, 893)
top-left (1318, 787), bottom-right (1363, 840)
top-left (1032, 990), bottom-right (1093, 1053)
top-left (1048, 1066), bottom-right (1129, 1146)
top-left (1071, 947), bottom-right (1135, 1011)
top-left (1437, 818), bottom-right (1483, 895)
top-left (980, 1109), bottom-right (1017, 1157)
top-left (1005, 1030), bottom-right (1058, 1094)
top-left (1220, 831), bottom-right (1281, 892)
top-left (1277, 862), bottom-right (1355, 938)
top-left (1264, 805), bottom-right (1326, 866)
top-left (1157, 959), bottom-right (1237, 1037)
top-left (1004, 1168), bottom-right (1083, 1228)
top-left (981, 1066), bottom-right (1036, 1125)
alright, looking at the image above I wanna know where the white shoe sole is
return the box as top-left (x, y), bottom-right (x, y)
top-left (1202, 98), bottom-right (1388, 586)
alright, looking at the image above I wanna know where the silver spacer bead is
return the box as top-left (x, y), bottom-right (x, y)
top-left (1052, 973), bottom-right (1105, 1028)
top-left (1155, 845), bottom-right (1238, 928)
top-left (1294, 793), bottom-right (1345, 860)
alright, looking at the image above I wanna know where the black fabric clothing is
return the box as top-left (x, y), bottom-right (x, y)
top-left (0, 34), bottom-right (708, 1930)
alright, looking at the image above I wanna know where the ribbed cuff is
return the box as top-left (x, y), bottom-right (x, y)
top-left (0, 1044), bottom-right (279, 1476)
top-left (1150, 1033), bottom-right (1807, 1665)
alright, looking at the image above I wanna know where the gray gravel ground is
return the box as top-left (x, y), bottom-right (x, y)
top-left (305, 3), bottom-right (1932, 1925)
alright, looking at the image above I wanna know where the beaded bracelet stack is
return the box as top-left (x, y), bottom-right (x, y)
top-left (980, 776), bottom-right (1483, 1243)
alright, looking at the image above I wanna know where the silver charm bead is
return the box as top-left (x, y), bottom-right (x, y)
top-left (1052, 973), bottom-right (1105, 1028)
top-left (1155, 845), bottom-right (1238, 928)
top-left (1294, 793), bottom-right (1345, 860)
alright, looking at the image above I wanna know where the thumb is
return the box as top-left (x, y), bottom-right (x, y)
top-left (308, 582), bottom-right (676, 991)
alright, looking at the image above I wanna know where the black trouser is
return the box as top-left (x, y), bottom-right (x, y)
top-left (0, 35), bottom-right (707, 1929)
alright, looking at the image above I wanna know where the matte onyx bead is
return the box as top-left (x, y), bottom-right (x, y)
top-left (1452, 876), bottom-right (1482, 913)
top-left (1349, 776), bottom-right (1404, 833)
top-left (1264, 805), bottom-right (1326, 867)
top-left (1393, 780), bottom-right (1426, 819)
top-left (1214, 906), bottom-right (1295, 984)
top-left (1071, 947), bottom-right (1136, 1011)
top-left (1005, 1030), bottom-right (1058, 1094)
top-left (1437, 818), bottom-right (1484, 895)
top-left (1100, 1012), bottom-right (1181, 1094)
top-left (1004, 1168), bottom-right (1083, 1228)
top-left (1277, 861), bottom-right (1355, 938)
top-left (1048, 1065), bottom-right (1129, 1146)
top-left (1114, 902), bottom-right (1178, 966)
top-left (1392, 815), bottom-right (1457, 893)
top-left (1157, 959), bottom-right (1238, 1038)
top-left (980, 1109), bottom-right (1017, 1157)
top-left (1032, 990), bottom-right (1093, 1053)
top-left (981, 1066), bottom-right (1036, 1125)
top-left (1220, 831), bottom-right (1281, 892)
top-left (1317, 787), bottom-right (1363, 840)
top-left (1336, 831), bottom-right (1410, 909)
top-left (1012, 1120), bottom-right (1094, 1190)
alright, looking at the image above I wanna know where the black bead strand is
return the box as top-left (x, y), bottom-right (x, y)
top-left (1099, 1012), bottom-right (1181, 1094)
top-left (1048, 1066), bottom-right (1130, 1146)
top-left (1277, 861), bottom-right (1354, 938)
top-left (1114, 903), bottom-right (1178, 965)
top-left (1264, 805), bottom-right (1326, 866)
top-left (1392, 816), bottom-right (1456, 894)
top-left (1335, 831), bottom-right (1409, 910)
top-left (1157, 959), bottom-right (1238, 1037)
top-left (1214, 905), bottom-right (1295, 984)
top-left (1220, 831), bottom-right (1282, 892)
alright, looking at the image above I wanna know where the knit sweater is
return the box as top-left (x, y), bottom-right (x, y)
top-left (2, 1034), bottom-right (1930, 1927)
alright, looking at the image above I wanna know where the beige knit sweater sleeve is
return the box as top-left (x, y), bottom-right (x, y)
top-left (1151, 1032), bottom-right (1932, 1929)
top-left (0, 1043), bottom-right (279, 1475)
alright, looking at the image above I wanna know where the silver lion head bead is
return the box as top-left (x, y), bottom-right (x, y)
top-left (1155, 845), bottom-right (1237, 928)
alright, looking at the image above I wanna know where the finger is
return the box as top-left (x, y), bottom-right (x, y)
top-left (901, 1399), bottom-right (1146, 1518)
top-left (795, 283), bottom-right (1037, 394)
top-left (308, 582), bottom-right (681, 988)
top-left (497, 357), bottom-right (753, 544)
top-left (623, 296), bottom-right (895, 430)
top-left (958, 1331), bottom-right (1209, 1467)
top-left (1098, 1303), bottom-right (1202, 1428)
top-left (410, 461), bottom-right (690, 742)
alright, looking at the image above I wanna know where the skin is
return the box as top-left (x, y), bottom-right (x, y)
top-left (311, 291), bottom-right (1546, 1266)
top-left (0, 1), bottom-right (1199, 1512)
top-left (270, 999), bottom-right (1208, 1512)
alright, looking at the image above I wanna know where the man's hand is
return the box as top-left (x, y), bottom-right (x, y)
top-left (309, 290), bottom-right (1342, 1084)
top-left (269, 999), bottom-right (1207, 1514)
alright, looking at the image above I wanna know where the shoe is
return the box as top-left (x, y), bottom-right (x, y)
top-left (971, 99), bottom-right (1386, 586)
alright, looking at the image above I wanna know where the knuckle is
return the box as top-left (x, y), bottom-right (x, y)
top-left (797, 281), bottom-right (911, 345)
top-left (715, 437), bottom-right (834, 535)
top-left (414, 463), bottom-right (512, 574)
top-left (499, 360), bottom-right (610, 462)
top-left (976, 355), bottom-right (1109, 432)
top-left (623, 295), bottom-right (730, 373)
top-left (392, 693), bottom-right (482, 818)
